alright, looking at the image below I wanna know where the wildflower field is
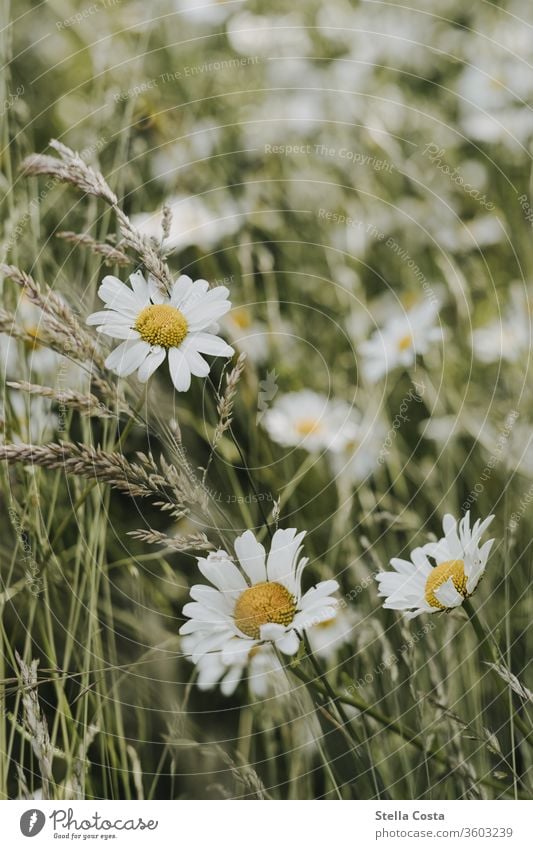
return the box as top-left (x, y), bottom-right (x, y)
top-left (0, 0), bottom-right (532, 803)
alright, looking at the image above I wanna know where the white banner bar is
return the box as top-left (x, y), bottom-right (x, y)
top-left (0, 800), bottom-right (530, 848)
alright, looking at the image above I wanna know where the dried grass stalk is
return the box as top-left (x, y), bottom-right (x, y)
top-left (56, 231), bottom-right (131, 266)
top-left (7, 381), bottom-right (114, 417)
top-left (127, 529), bottom-right (214, 552)
top-left (0, 441), bottom-right (202, 518)
top-left (16, 653), bottom-right (54, 800)
top-left (22, 140), bottom-right (173, 293)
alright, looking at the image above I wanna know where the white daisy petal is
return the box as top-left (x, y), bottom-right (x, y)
top-left (220, 666), bottom-right (243, 696)
top-left (147, 275), bottom-right (166, 304)
top-left (234, 530), bottom-right (267, 584)
top-left (98, 276), bottom-right (145, 314)
top-left (198, 556), bottom-right (247, 594)
top-left (105, 340), bottom-right (150, 376)
top-left (137, 347), bottom-right (166, 382)
top-left (259, 623), bottom-right (287, 641)
top-left (170, 274), bottom-right (194, 307)
top-left (275, 629), bottom-right (300, 656)
top-left (189, 332), bottom-right (235, 357)
top-left (129, 270), bottom-right (150, 301)
top-left (98, 325), bottom-right (139, 340)
top-left (433, 577), bottom-right (464, 609)
top-left (168, 347), bottom-right (191, 392)
top-left (181, 344), bottom-right (211, 378)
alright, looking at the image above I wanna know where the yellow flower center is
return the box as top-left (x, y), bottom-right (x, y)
top-left (23, 327), bottom-right (43, 353)
top-left (234, 581), bottom-right (296, 640)
top-left (397, 333), bottom-right (413, 352)
top-left (424, 559), bottom-right (468, 610)
top-left (231, 308), bottom-right (252, 330)
top-left (295, 417), bottom-right (323, 436)
top-left (135, 304), bottom-right (188, 348)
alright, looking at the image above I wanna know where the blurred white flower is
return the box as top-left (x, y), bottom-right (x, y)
top-left (87, 271), bottom-right (233, 392)
top-left (359, 300), bottom-right (441, 383)
top-left (262, 390), bottom-right (360, 454)
top-left (172, 0), bottom-right (237, 26)
top-left (227, 12), bottom-right (311, 57)
top-left (131, 194), bottom-right (241, 254)
top-left (376, 512), bottom-right (495, 619)
top-left (149, 123), bottom-right (222, 182)
top-left (328, 407), bottom-right (386, 484)
top-left (222, 307), bottom-right (268, 363)
top-left (307, 605), bottom-right (357, 659)
top-left (472, 285), bottom-right (532, 364)
top-left (0, 296), bottom-right (60, 381)
top-left (1, 392), bottom-right (58, 444)
top-left (180, 528), bottom-right (339, 695)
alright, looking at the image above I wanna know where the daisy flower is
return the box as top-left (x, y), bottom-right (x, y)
top-left (223, 306), bottom-right (268, 364)
top-left (179, 528), bottom-right (339, 696)
top-left (375, 512), bottom-right (495, 619)
top-left (472, 285), bottom-right (532, 365)
top-left (0, 295), bottom-right (60, 381)
top-left (131, 194), bottom-right (240, 254)
top-left (359, 300), bottom-right (441, 383)
top-left (87, 271), bottom-right (234, 391)
top-left (262, 390), bottom-right (359, 454)
top-left (307, 605), bottom-right (358, 659)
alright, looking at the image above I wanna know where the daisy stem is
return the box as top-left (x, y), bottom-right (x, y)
top-left (291, 660), bottom-right (528, 798)
top-left (302, 633), bottom-right (360, 742)
top-left (464, 600), bottom-right (533, 746)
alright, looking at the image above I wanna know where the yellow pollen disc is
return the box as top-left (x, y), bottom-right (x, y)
top-left (424, 559), bottom-right (467, 610)
top-left (295, 417), bottom-right (323, 437)
top-left (234, 581), bottom-right (296, 640)
top-left (231, 308), bottom-right (252, 330)
top-left (135, 304), bottom-right (188, 348)
top-left (397, 333), bottom-right (413, 352)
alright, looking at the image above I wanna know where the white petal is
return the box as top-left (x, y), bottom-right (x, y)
top-left (196, 654), bottom-right (225, 690)
top-left (98, 325), bottom-right (139, 340)
top-left (129, 270), bottom-right (150, 300)
top-left (293, 605), bottom-right (337, 631)
top-left (181, 343), bottom-right (210, 377)
top-left (433, 577), bottom-right (464, 609)
top-left (188, 331), bottom-right (234, 357)
top-left (170, 275), bottom-right (193, 307)
top-left (137, 347), bottom-right (166, 382)
top-left (181, 602), bottom-right (228, 626)
top-left (190, 630), bottom-right (236, 663)
top-left (168, 347), bottom-right (191, 391)
top-left (220, 665), bottom-right (243, 696)
top-left (98, 275), bottom-right (146, 314)
top-left (234, 530), bottom-right (267, 584)
top-left (105, 340), bottom-right (150, 376)
top-left (221, 637), bottom-right (255, 665)
top-left (266, 528), bottom-right (306, 592)
top-left (147, 275), bottom-right (166, 304)
top-left (275, 629), bottom-right (300, 656)
top-left (198, 557), bottom-right (247, 594)
top-left (260, 623), bottom-right (286, 641)
top-left (299, 580), bottom-right (339, 609)
top-left (187, 300), bottom-right (232, 331)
